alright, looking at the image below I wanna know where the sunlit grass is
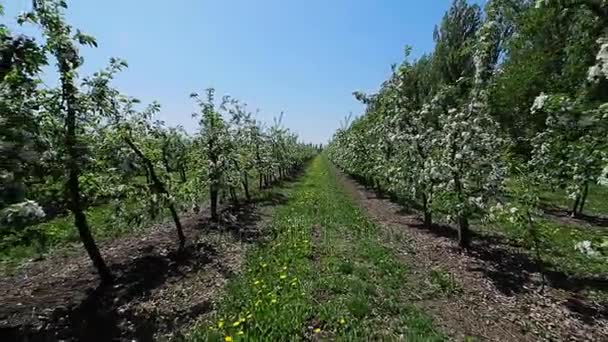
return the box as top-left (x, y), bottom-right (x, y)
top-left (188, 156), bottom-right (443, 341)
top-left (539, 184), bottom-right (608, 216)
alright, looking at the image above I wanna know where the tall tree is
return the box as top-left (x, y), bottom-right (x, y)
top-left (30, 0), bottom-right (112, 283)
top-left (433, 0), bottom-right (482, 87)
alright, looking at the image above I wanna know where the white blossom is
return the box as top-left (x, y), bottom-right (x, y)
top-left (1, 200), bottom-right (46, 224)
top-left (531, 93), bottom-right (549, 113)
top-left (574, 240), bottom-right (599, 257)
top-left (587, 38), bottom-right (608, 83)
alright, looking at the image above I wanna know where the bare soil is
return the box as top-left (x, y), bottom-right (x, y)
top-left (0, 191), bottom-right (289, 342)
top-left (335, 171), bottom-right (608, 342)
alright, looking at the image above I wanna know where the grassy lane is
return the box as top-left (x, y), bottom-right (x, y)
top-left (188, 156), bottom-right (442, 341)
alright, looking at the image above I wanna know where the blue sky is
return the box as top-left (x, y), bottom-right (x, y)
top-left (3, 0), bottom-right (484, 144)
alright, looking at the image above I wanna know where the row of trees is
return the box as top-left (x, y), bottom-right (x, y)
top-left (0, 0), bottom-right (316, 283)
top-left (328, 0), bottom-right (608, 250)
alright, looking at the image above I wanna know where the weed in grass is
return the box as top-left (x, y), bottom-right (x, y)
top-left (338, 259), bottom-right (354, 275)
top-left (427, 267), bottom-right (462, 297)
top-left (347, 297), bottom-right (371, 318)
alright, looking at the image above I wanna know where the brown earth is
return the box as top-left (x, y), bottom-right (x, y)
top-left (0, 189), bottom-right (291, 342)
top-left (334, 170), bottom-right (608, 342)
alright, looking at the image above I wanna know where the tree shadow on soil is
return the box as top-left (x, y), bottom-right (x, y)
top-left (199, 179), bottom-right (296, 244)
top-left (339, 171), bottom-right (608, 327)
top-left (409, 220), bottom-right (608, 295)
top-left (1, 176), bottom-right (303, 342)
top-left (407, 220), bottom-right (608, 325)
top-left (1, 166), bottom-right (312, 342)
top-left (563, 296), bottom-right (608, 325)
top-left (5, 242), bottom-right (214, 342)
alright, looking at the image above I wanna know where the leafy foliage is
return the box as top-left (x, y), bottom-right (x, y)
top-left (329, 0), bottom-right (608, 261)
top-left (0, 0), bottom-right (315, 280)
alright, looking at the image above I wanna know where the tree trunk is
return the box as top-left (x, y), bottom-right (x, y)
top-left (210, 185), bottom-right (219, 221)
top-left (571, 194), bottom-right (581, 217)
top-left (161, 147), bottom-right (172, 173)
top-left (230, 187), bottom-right (238, 205)
top-left (577, 182), bottom-right (589, 216)
top-left (125, 137), bottom-right (185, 249)
top-left (62, 63), bottom-right (112, 283)
top-left (458, 215), bottom-right (470, 249)
top-left (453, 174), bottom-right (470, 249)
top-left (259, 173), bottom-right (263, 191)
top-left (168, 203), bottom-right (185, 250)
top-left (375, 178), bottom-right (382, 195)
top-left (179, 165), bottom-right (187, 183)
top-left (422, 193), bottom-right (432, 227)
top-left (242, 173), bottom-right (251, 201)
top-left (527, 212), bottom-right (546, 291)
top-left (71, 206), bottom-right (113, 283)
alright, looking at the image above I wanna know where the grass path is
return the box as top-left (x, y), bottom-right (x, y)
top-left (188, 156), bottom-right (442, 341)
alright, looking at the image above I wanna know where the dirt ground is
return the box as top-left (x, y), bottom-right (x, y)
top-left (335, 171), bottom-right (608, 341)
top-left (0, 190), bottom-right (289, 342)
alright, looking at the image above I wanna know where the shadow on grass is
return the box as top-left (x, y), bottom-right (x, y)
top-left (541, 204), bottom-right (608, 228)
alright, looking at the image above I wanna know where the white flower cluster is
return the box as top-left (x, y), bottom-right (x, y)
top-left (531, 93), bottom-right (549, 113)
top-left (328, 2), bottom-right (508, 226)
top-left (574, 240), bottom-right (600, 257)
top-left (0, 200), bottom-right (46, 224)
top-left (587, 37), bottom-right (608, 83)
top-left (598, 165), bottom-right (608, 186)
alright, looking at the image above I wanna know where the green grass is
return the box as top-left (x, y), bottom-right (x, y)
top-left (188, 156), bottom-right (443, 341)
top-left (426, 267), bottom-right (462, 297)
top-left (486, 216), bottom-right (608, 278)
top-left (539, 184), bottom-right (608, 216)
top-left (539, 219), bottom-right (607, 276)
top-left (478, 183), bottom-right (608, 285)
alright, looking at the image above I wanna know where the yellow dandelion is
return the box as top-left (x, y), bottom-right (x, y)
top-left (339, 318), bottom-right (346, 325)
top-left (224, 336), bottom-right (233, 342)
top-left (313, 328), bottom-right (321, 333)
